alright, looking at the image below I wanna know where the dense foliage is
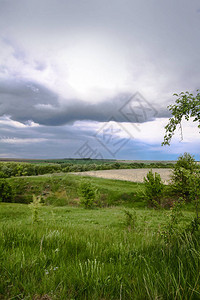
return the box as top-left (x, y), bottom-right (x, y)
top-left (0, 160), bottom-right (175, 179)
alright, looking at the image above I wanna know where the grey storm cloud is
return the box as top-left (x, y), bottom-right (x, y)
top-left (0, 79), bottom-right (169, 126)
top-left (0, 0), bottom-right (200, 159)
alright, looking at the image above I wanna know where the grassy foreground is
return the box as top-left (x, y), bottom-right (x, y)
top-left (0, 203), bottom-right (199, 299)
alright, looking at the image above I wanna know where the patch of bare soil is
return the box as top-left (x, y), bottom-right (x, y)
top-left (73, 168), bottom-right (172, 184)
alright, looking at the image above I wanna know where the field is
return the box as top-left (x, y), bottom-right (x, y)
top-left (0, 168), bottom-right (200, 299)
top-left (0, 202), bottom-right (199, 300)
top-left (73, 168), bottom-right (172, 184)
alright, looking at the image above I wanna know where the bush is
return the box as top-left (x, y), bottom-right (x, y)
top-left (170, 153), bottom-right (197, 201)
top-left (0, 179), bottom-right (13, 202)
top-left (78, 180), bottom-right (97, 208)
top-left (144, 170), bottom-right (164, 207)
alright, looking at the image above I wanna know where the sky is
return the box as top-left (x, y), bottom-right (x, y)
top-left (0, 0), bottom-right (200, 160)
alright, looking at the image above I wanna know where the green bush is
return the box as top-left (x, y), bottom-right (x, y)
top-left (78, 180), bottom-right (97, 208)
top-left (171, 153), bottom-right (197, 201)
top-left (0, 179), bottom-right (13, 202)
top-left (144, 170), bottom-right (164, 207)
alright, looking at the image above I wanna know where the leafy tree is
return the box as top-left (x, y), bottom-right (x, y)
top-left (162, 90), bottom-right (200, 146)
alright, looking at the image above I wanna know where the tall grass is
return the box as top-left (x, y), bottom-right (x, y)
top-left (0, 204), bottom-right (199, 299)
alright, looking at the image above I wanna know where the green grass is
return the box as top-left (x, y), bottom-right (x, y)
top-left (0, 203), bottom-right (199, 299)
top-left (7, 174), bottom-right (145, 207)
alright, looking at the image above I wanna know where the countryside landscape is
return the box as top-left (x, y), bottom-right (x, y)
top-left (1, 1), bottom-right (200, 299)
top-left (0, 154), bottom-right (200, 299)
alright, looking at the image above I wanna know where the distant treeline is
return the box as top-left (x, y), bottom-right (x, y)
top-left (0, 161), bottom-right (176, 178)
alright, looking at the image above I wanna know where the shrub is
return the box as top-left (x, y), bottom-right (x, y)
top-left (0, 179), bottom-right (13, 202)
top-left (144, 170), bottom-right (164, 207)
top-left (170, 153), bottom-right (197, 201)
top-left (78, 180), bottom-right (97, 208)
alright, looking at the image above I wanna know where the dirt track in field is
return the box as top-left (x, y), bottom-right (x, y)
top-left (73, 168), bottom-right (172, 184)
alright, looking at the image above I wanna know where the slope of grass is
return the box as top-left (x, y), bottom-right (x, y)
top-left (7, 174), bottom-right (145, 207)
top-left (0, 203), bottom-right (199, 299)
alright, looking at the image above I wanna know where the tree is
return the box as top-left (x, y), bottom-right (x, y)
top-left (162, 90), bottom-right (200, 146)
top-left (162, 91), bottom-right (200, 226)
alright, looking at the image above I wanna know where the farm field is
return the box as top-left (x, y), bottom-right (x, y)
top-left (73, 168), bottom-right (172, 184)
top-left (0, 202), bottom-right (199, 300)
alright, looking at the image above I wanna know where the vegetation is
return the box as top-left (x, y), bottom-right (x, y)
top-left (144, 170), bottom-right (164, 207)
top-left (162, 89), bottom-right (200, 225)
top-left (0, 179), bottom-right (13, 203)
top-left (0, 160), bottom-right (175, 179)
top-left (0, 203), bottom-right (199, 299)
top-left (29, 195), bottom-right (42, 223)
top-left (0, 151), bottom-right (200, 299)
top-left (78, 180), bottom-right (98, 208)
top-left (5, 174), bottom-right (144, 208)
top-left (162, 90), bottom-right (200, 145)
top-left (170, 153), bottom-right (198, 201)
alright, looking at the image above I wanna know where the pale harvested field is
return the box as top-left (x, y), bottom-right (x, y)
top-left (73, 168), bottom-right (172, 184)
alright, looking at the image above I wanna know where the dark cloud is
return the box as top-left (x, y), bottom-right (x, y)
top-left (0, 79), bottom-right (59, 123)
top-left (0, 79), bottom-right (169, 126)
top-left (0, 0), bottom-right (199, 159)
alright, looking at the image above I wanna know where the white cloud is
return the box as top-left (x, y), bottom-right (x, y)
top-left (73, 117), bottom-right (200, 142)
top-left (0, 138), bottom-right (47, 144)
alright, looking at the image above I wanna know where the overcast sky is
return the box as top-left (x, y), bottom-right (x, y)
top-left (0, 0), bottom-right (200, 160)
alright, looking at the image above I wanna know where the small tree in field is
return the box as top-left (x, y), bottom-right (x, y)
top-left (144, 170), bottom-right (164, 207)
top-left (78, 180), bottom-right (97, 209)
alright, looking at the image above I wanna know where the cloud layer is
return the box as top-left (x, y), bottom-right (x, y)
top-left (0, 0), bottom-right (200, 159)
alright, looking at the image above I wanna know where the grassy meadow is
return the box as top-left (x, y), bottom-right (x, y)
top-left (7, 174), bottom-right (146, 207)
top-left (0, 173), bottom-right (200, 299)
